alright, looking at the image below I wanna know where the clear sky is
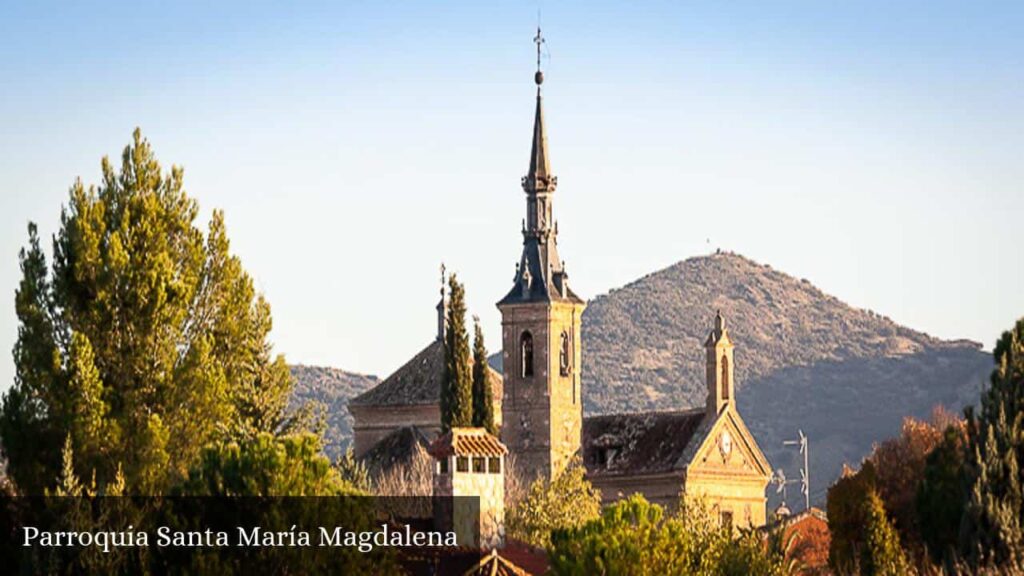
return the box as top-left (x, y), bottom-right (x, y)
top-left (1, 1), bottom-right (1022, 389)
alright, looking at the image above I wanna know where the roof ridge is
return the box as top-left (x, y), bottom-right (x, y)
top-left (585, 407), bottom-right (705, 420)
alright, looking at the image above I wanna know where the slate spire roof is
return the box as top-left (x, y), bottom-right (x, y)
top-left (525, 89), bottom-right (552, 192)
top-left (498, 50), bottom-right (583, 307)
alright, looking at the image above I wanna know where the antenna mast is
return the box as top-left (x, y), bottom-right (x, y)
top-left (783, 430), bottom-right (810, 511)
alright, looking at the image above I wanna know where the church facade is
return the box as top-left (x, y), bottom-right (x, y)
top-left (348, 44), bottom-right (772, 529)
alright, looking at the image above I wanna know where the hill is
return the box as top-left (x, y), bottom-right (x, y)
top-left (580, 251), bottom-right (990, 503)
top-left (291, 252), bottom-right (992, 501)
top-left (289, 364), bottom-right (379, 460)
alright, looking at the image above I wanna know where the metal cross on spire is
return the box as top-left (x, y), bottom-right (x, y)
top-left (533, 26), bottom-right (546, 87)
top-left (534, 26), bottom-right (545, 72)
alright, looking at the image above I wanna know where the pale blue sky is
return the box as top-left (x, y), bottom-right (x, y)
top-left (1, 1), bottom-right (1022, 388)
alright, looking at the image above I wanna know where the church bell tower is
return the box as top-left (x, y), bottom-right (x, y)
top-left (497, 28), bottom-right (585, 482)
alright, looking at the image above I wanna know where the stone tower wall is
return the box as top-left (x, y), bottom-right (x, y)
top-left (500, 300), bottom-right (584, 481)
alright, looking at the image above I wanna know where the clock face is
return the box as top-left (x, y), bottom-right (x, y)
top-left (720, 431), bottom-right (733, 457)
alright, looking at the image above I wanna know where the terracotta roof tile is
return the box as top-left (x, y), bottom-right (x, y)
top-left (429, 428), bottom-right (508, 458)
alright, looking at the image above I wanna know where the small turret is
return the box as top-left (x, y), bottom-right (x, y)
top-left (705, 310), bottom-right (735, 416)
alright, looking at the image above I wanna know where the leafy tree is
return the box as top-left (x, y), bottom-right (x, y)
top-left (916, 424), bottom-right (966, 564)
top-left (961, 317), bottom-right (1024, 568)
top-left (869, 410), bottom-right (954, 550)
top-left (548, 494), bottom-right (793, 576)
top-left (177, 432), bottom-right (360, 496)
top-left (335, 446), bottom-right (371, 493)
top-left (506, 457), bottom-right (601, 549)
top-left (441, 274), bottom-right (472, 430)
top-left (471, 316), bottom-right (497, 435)
top-left (827, 461), bottom-right (878, 573)
top-left (861, 488), bottom-right (912, 576)
top-left (0, 130), bottom-right (302, 495)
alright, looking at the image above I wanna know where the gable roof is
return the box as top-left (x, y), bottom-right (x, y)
top-left (349, 339), bottom-right (502, 407)
top-left (678, 406), bottom-right (773, 477)
top-left (462, 549), bottom-right (534, 576)
top-left (582, 409), bottom-right (706, 477)
top-left (358, 425), bottom-right (432, 478)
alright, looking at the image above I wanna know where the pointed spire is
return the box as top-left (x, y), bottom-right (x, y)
top-left (527, 91), bottom-right (551, 184)
top-left (524, 26), bottom-right (555, 193)
top-left (499, 27), bottom-right (580, 307)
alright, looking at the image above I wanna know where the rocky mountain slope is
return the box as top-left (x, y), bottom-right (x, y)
top-left (289, 365), bottom-right (378, 460)
top-left (580, 252), bottom-right (990, 503)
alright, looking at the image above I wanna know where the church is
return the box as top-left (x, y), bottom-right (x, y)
top-left (348, 39), bottom-right (772, 530)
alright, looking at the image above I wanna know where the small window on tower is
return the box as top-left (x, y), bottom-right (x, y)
top-left (721, 355), bottom-right (730, 400)
top-left (520, 331), bottom-right (534, 378)
top-left (559, 331), bottom-right (571, 376)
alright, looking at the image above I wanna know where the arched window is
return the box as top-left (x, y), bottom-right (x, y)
top-left (520, 331), bottom-right (534, 378)
top-left (559, 331), bottom-right (571, 376)
top-left (721, 354), bottom-right (730, 400)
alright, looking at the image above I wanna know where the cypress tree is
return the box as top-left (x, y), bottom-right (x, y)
top-left (472, 317), bottom-right (497, 435)
top-left (442, 274), bottom-right (472, 430)
top-left (961, 317), bottom-right (1024, 568)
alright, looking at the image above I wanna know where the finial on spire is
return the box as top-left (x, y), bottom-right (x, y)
top-left (534, 26), bottom-right (545, 86)
top-left (715, 310), bottom-right (726, 332)
top-left (440, 262), bottom-right (447, 296)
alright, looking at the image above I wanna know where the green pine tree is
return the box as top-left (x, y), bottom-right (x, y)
top-left (472, 316), bottom-right (497, 435)
top-left (53, 435), bottom-right (82, 497)
top-left (441, 274), bottom-right (472, 430)
top-left (0, 129), bottom-right (306, 495)
top-left (862, 488), bottom-right (912, 576)
top-left (961, 317), bottom-right (1024, 568)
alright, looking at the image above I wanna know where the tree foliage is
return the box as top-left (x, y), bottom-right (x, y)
top-left (548, 494), bottom-right (794, 576)
top-left (506, 457), bottom-right (601, 549)
top-left (471, 316), bottom-right (497, 435)
top-left (441, 274), bottom-right (472, 431)
top-left (916, 424), bottom-right (966, 565)
top-left (0, 130), bottom-right (302, 495)
top-left (861, 488), bottom-right (912, 576)
top-left (827, 461), bottom-right (878, 573)
top-left (961, 317), bottom-right (1024, 568)
top-left (176, 432), bottom-right (360, 496)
